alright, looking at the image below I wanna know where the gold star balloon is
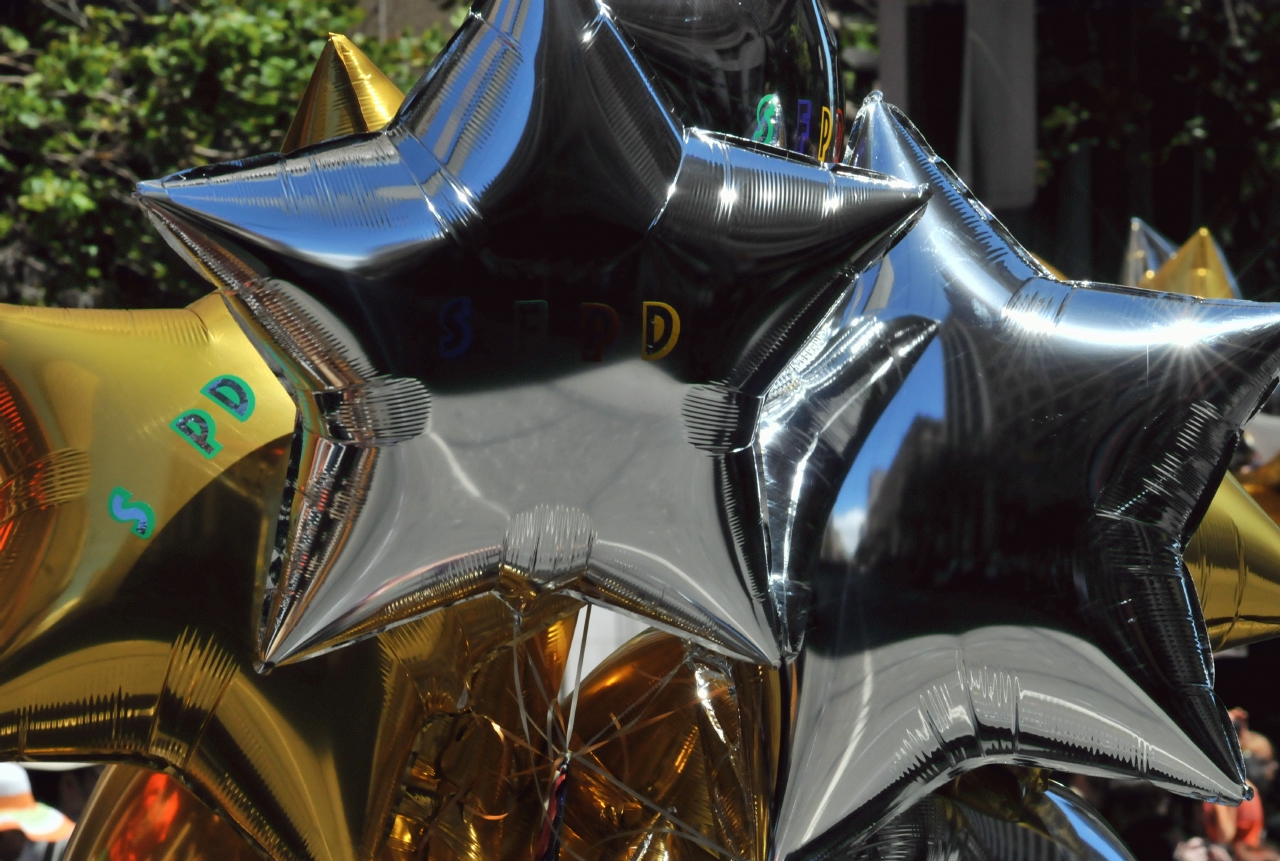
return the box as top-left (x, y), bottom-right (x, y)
top-left (0, 293), bottom-right (420, 861)
top-left (1120, 217), bottom-right (1179, 288)
top-left (282, 34), bottom-right (406, 154)
top-left (1140, 227), bottom-right (1242, 300)
top-left (68, 621), bottom-right (780, 861)
top-left (58, 595), bottom-right (584, 861)
top-left (0, 290), bottom-right (589, 861)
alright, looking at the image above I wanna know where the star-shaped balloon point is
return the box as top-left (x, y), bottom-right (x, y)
top-left (1122, 219), bottom-right (1241, 299)
top-left (0, 295), bottom-right (419, 861)
top-left (765, 92), bottom-right (1280, 861)
top-left (135, 0), bottom-right (929, 671)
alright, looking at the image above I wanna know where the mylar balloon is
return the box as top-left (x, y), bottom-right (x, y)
top-left (1121, 217), bottom-right (1178, 288)
top-left (6, 0), bottom-right (1280, 859)
top-left (65, 765), bottom-right (257, 861)
top-left (135, 0), bottom-right (927, 673)
top-left (1140, 227), bottom-right (1242, 300)
top-left (1186, 474), bottom-right (1280, 651)
top-left (0, 293), bottom-right (590, 861)
top-left (855, 767), bottom-right (1137, 861)
top-left (1044, 230), bottom-right (1280, 653)
top-left (769, 92), bottom-right (1280, 861)
top-left (608, 0), bottom-right (847, 160)
top-left (0, 298), bottom-right (420, 861)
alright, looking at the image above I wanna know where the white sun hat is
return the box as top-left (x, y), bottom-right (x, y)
top-left (0, 764), bottom-right (73, 842)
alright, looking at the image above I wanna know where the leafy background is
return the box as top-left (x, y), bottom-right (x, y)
top-left (0, 0), bottom-right (456, 308)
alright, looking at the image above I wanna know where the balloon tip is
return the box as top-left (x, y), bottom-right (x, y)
top-left (134, 179), bottom-right (166, 200)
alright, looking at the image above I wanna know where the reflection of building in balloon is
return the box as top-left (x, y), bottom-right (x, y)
top-left (775, 95), bottom-right (1280, 861)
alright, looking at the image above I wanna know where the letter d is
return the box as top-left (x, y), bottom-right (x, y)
top-left (642, 302), bottom-right (680, 361)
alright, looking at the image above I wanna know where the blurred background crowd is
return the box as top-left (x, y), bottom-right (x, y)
top-left (1063, 705), bottom-right (1280, 861)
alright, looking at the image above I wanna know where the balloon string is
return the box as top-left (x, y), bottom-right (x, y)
top-left (570, 754), bottom-right (749, 861)
top-left (510, 611), bottom-right (547, 811)
top-left (563, 604), bottom-right (591, 761)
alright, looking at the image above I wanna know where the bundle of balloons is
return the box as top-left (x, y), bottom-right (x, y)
top-left (4, 2), bottom-right (1280, 861)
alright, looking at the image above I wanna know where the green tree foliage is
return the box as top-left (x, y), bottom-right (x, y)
top-left (0, 1), bottom-right (455, 308)
top-left (1036, 1), bottom-right (1280, 292)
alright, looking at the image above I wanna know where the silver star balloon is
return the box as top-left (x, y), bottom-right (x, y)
top-left (854, 768), bottom-right (1136, 861)
top-left (763, 93), bottom-right (1280, 861)
top-left (135, 0), bottom-right (927, 669)
top-left (1121, 217), bottom-right (1178, 287)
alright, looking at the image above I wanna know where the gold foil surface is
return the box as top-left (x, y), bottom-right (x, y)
top-left (560, 628), bottom-right (780, 861)
top-left (1239, 453), bottom-right (1280, 527)
top-left (66, 619), bottom-right (781, 861)
top-left (63, 597), bottom-right (584, 861)
top-left (1186, 473), bottom-right (1280, 650)
top-left (65, 764), bottom-right (257, 861)
top-left (282, 34), bottom-right (405, 153)
top-left (1139, 228), bottom-right (1238, 299)
top-left (385, 594), bottom-right (582, 861)
top-left (0, 292), bottom-right (423, 861)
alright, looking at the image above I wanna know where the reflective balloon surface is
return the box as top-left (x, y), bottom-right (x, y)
top-left (0, 292), bottom-right (591, 861)
top-left (1113, 223), bottom-right (1279, 651)
top-left (609, 0), bottom-right (846, 160)
top-left (0, 295), bottom-right (420, 861)
top-left (136, 0), bottom-right (927, 672)
top-left (282, 34), bottom-right (405, 153)
top-left (769, 92), bottom-right (1280, 861)
top-left (1186, 475), bottom-right (1280, 651)
top-left (561, 627), bottom-right (779, 861)
top-left (65, 765), bottom-right (257, 861)
top-left (384, 595), bottom-right (581, 861)
top-left (852, 768), bottom-right (1135, 861)
top-left (1140, 227), bottom-right (1241, 300)
top-left (15, 0), bottom-right (1280, 857)
top-left (1120, 217), bottom-right (1178, 288)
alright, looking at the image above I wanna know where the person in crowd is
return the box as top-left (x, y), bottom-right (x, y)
top-left (0, 764), bottom-right (74, 861)
top-left (1203, 709), bottom-right (1280, 861)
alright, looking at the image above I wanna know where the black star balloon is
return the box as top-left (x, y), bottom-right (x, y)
top-left (764, 93), bottom-right (1280, 861)
top-left (851, 767), bottom-right (1138, 861)
top-left (134, 0), bottom-right (928, 670)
